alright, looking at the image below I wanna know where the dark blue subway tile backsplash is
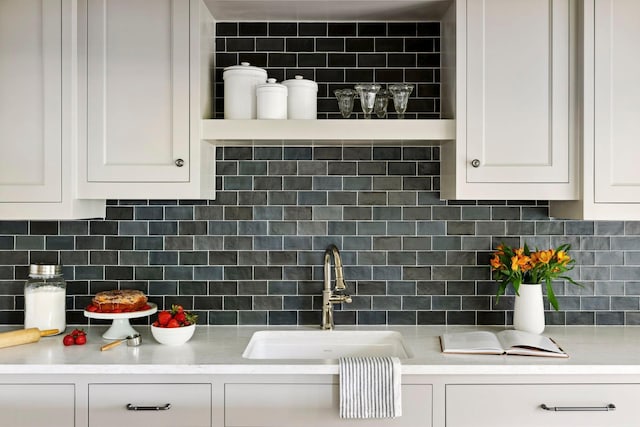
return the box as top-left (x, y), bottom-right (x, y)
top-left (0, 145), bottom-right (637, 327)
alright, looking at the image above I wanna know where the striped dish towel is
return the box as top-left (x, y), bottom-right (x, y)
top-left (339, 356), bottom-right (402, 419)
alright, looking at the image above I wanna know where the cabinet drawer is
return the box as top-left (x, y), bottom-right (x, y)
top-left (0, 384), bottom-right (74, 427)
top-left (89, 383), bottom-right (211, 427)
top-left (225, 383), bottom-right (432, 427)
top-left (447, 384), bottom-right (639, 427)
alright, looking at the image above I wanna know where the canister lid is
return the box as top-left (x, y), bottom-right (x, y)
top-left (256, 78), bottom-right (288, 94)
top-left (223, 62), bottom-right (268, 79)
top-left (282, 75), bottom-right (318, 92)
top-left (29, 264), bottom-right (62, 276)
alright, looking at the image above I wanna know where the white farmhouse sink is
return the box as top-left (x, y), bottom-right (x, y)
top-left (242, 330), bottom-right (412, 360)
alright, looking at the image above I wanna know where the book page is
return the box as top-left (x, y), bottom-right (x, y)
top-left (496, 330), bottom-right (565, 355)
top-left (440, 331), bottom-right (504, 354)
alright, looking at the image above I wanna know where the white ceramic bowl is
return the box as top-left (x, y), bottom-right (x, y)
top-left (151, 324), bottom-right (195, 345)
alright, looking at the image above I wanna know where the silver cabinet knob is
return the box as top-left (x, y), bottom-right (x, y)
top-left (471, 159), bottom-right (481, 168)
top-left (175, 159), bottom-right (185, 167)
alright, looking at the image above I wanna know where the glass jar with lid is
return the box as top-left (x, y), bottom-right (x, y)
top-left (24, 264), bottom-right (66, 334)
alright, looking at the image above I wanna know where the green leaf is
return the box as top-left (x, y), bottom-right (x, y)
top-left (546, 279), bottom-right (559, 311)
top-left (560, 275), bottom-right (583, 288)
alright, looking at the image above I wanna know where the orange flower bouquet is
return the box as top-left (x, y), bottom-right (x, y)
top-left (490, 243), bottom-right (580, 310)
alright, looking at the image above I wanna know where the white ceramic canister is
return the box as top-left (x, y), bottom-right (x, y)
top-left (223, 62), bottom-right (267, 119)
top-left (256, 78), bottom-right (288, 120)
top-left (282, 75), bottom-right (318, 119)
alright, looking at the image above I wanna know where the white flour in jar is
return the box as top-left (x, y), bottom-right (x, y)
top-left (24, 285), bottom-right (66, 333)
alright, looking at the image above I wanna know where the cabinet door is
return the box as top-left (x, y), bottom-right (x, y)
top-left (465, 0), bottom-right (571, 183)
top-left (0, 384), bottom-right (74, 426)
top-left (87, 0), bottom-right (190, 183)
top-left (224, 383), bottom-right (432, 427)
top-left (89, 383), bottom-right (211, 427)
top-left (447, 384), bottom-right (639, 427)
top-left (594, 0), bottom-right (640, 203)
top-left (0, 0), bottom-right (61, 202)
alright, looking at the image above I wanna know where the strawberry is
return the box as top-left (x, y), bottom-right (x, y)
top-left (157, 310), bottom-right (172, 326)
top-left (74, 334), bottom-right (87, 345)
top-left (62, 335), bottom-right (74, 346)
top-left (184, 311), bottom-right (198, 326)
top-left (153, 305), bottom-right (198, 328)
top-left (174, 311), bottom-right (186, 324)
top-left (72, 328), bottom-right (86, 337)
top-left (86, 304), bottom-right (98, 312)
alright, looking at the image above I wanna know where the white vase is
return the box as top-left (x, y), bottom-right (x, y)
top-left (513, 283), bottom-right (545, 334)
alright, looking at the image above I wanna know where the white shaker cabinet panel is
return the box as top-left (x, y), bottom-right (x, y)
top-left (0, 0), bottom-right (104, 219)
top-left (0, 0), bottom-right (61, 202)
top-left (550, 0), bottom-right (640, 218)
top-left (441, 0), bottom-right (578, 200)
top-left (447, 384), bottom-right (638, 427)
top-left (88, 383), bottom-right (211, 427)
top-left (0, 383), bottom-right (75, 427)
top-left (78, 0), bottom-right (215, 200)
top-left (85, 0), bottom-right (190, 183)
top-left (223, 382), bottom-right (432, 427)
top-left (593, 0), bottom-right (640, 203)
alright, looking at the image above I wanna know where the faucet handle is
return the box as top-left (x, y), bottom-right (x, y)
top-left (331, 287), bottom-right (352, 305)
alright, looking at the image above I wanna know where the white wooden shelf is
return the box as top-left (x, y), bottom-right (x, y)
top-left (202, 0), bottom-right (451, 21)
top-left (201, 119), bottom-right (455, 144)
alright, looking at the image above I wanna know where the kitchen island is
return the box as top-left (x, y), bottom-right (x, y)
top-left (1, 325), bottom-right (638, 427)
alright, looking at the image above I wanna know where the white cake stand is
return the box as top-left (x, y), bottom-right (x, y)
top-left (84, 303), bottom-right (157, 339)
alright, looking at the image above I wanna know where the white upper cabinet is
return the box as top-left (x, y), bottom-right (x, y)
top-left (86, 0), bottom-right (189, 183)
top-left (440, 0), bottom-right (578, 200)
top-left (78, 0), bottom-right (215, 199)
top-left (0, 0), bottom-right (61, 202)
top-left (551, 0), bottom-right (640, 219)
top-left (593, 0), bottom-right (640, 203)
top-left (0, 0), bottom-right (103, 219)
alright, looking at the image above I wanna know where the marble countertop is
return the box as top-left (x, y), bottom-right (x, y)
top-left (1, 325), bottom-right (639, 376)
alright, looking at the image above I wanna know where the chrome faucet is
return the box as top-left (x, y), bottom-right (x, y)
top-left (321, 244), bottom-right (352, 330)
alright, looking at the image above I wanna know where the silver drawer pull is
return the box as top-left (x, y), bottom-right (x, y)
top-left (126, 403), bottom-right (171, 411)
top-left (540, 403), bottom-right (616, 412)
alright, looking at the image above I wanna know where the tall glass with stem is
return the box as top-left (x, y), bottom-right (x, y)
top-left (334, 89), bottom-right (358, 118)
top-left (374, 89), bottom-right (390, 119)
top-left (389, 84), bottom-right (414, 119)
top-left (354, 84), bottom-right (381, 119)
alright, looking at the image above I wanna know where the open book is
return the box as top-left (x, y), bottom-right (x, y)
top-left (440, 330), bottom-right (568, 358)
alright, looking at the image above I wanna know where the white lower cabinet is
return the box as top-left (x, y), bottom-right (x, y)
top-left (0, 384), bottom-right (75, 426)
top-left (446, 384), bottom-right (638, 427)
top-left (217, 375), bottom-right (432, 427)
top-left (89, 383), bottom-right (211, 427)
top-left (88, 383), bottom-right (211, 427)
top-left (7, 374), bottom-right (640, 427)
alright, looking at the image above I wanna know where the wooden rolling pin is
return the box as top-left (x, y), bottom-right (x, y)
top-left (0, 328), bottom-right (59, 349)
